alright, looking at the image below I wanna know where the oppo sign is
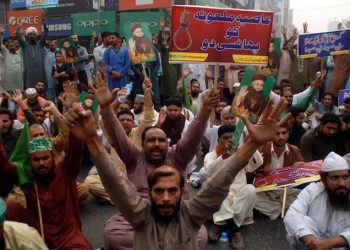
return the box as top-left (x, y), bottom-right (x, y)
top-left (76, 19), bottom-right (109, 28)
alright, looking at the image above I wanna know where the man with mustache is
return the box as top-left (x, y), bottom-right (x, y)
top-left (284, 152), bottom-right (350, 250)
top-left (65, 97), bottom-right (289, 250)
top-left (0, 131), bottom-right (91, 249)
top-left (254, 125), bottom-right (303, 220)
top-left (90, 73), bottom-right (220, 249)
top-left (159, 97), bottom-right (190, 146)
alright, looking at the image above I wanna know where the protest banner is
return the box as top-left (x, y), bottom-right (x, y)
top-left (7, 9), bottom-right (43, 36)
top-left (298, 29), bottom-right (350, 58)
top-left (169, 5), bottom-right (273, 65)
top-left (338, 89), bottom-right (350, 106)
top-left (253, 160), bottom-right (323, 192)
top-left (124, 22), bottom-right (156, 64)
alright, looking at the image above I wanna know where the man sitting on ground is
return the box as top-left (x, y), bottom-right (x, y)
top-left (284, 152), bottom-right (350, 250)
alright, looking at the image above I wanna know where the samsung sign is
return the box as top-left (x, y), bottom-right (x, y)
top-left (45, 18), bottom-right (72, 37)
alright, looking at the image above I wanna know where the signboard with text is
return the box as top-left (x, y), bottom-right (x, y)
top-left (7, 9), bottom-right (43, 36)
top-left (45, 18), bottom-right (72, 37)
top-left (338, 89), bottom-right (350, 106)
top-left (253, 160), bottom-right (323, 192)
top-left (170, 5), bottom-right (273, 65)
top-left (298, 29), bottom-right (350, 58)
top-left (120, 0), bottom-right (172, 11)
top-left (26, 0), bottom-right (58, 9)
top-left (45, 0), bottom-right (119, 16)
top-left (10, 0), bottom-right (27, 9)
top-left (72, 11), bottom-right (116, 36)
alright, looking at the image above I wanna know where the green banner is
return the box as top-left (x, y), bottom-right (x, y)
top-left (120, 11), bottom-right (165, 38)
top-left (72, 11), bottom-right (116, 36)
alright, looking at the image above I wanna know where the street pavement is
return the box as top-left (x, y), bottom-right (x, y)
top-left (78, 161), bottom-right (290, 250)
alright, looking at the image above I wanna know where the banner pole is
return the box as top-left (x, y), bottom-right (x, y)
top-left (281, 186), bottom-right (288, 218)
top-left (210, 64), bottom-right (219, 127)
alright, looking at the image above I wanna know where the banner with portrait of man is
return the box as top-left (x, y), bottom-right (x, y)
top-left (124, 22), bottom-right (156, 64)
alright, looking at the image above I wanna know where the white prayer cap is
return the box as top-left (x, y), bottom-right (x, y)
top-left (233, 82), bottom-right (240, 88)
top-left (25, 88), bottom-right (37, 97)
top-left (321, 152), bottom-right (350, 172)
top-left (26, 27), bottom-right (38, 36)
top-left (134, 94), bottom-right (144, 103)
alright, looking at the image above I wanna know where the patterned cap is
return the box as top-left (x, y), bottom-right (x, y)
top-left (0, 198), bottom-right (6, 226)
top-left (25, 88), bottom-right (37, 97)
top-left (28, 138), bottom-right (53, 154)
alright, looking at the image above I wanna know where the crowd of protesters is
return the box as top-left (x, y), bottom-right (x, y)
top-left (0, 16), bottom-right (350, 250)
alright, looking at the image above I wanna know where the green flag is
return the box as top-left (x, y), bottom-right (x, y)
top-left (182, 78), bottom-right (192, 112)
top-left (9, 122), bottom-right (32, 193)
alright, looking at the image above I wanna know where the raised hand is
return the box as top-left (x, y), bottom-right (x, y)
top-left (63, 82), bottom-right (79, 109)
top-left (41, 100), bottom-right (55, 113)
top-left (303, 22), bottom-right (308, 33)
top-left (182, 67), bottom-right (191, 78)
top-left (241, 98), bottom-right (290, 145)
top-left (202, 88), bottom-right (220, 113)
top-left (12, 89), bottom-right (23, 104)
top-left (65, 103), bottom-right (98, 142)
top-left (91, 72), bottom-right (112, 109)
top-left (160, 18), bottom-right (166, 28)
top-left (142, 79), bottom-right (152, 95)
top-left (157, 108), bottom-right (167, 127)
top-left (281, 26), bottom-right (287, 35)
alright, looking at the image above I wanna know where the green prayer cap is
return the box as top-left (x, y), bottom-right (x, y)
top-left (28, 138), bottom-right (53, 154)
top-left (0, 198), bottom-right (6, 226)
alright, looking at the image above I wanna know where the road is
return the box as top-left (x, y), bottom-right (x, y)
top-left (78, 161), bottom-right (290, 250)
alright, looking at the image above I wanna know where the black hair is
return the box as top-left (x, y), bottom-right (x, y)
top-left (109, 32), bottom-right (121, 38)
top-left (321, 112), bottom-right (340, 126)
top-left (280, 79), bottom-right (291, 85)
top-left (322, 91), bottom-right (336, 102)
top-left (147, 169), bottom-right (185, 190)
top-left (35, 80), bottom-right (46, 85)
top-left (273, 85), bottom-right (283, 92)
top-left (141, 126), bottom-right (166, 143)
top-left (117, 109), bottom-right (135, 120)
top-left (238, 69), bottom-right (245, 75)
top-left (55, 51), bottom-right (62, 56)
top-left (290, 107), bottom-right (305, 118)
top-left (101, 31), bottom-right (110, 39)
top-left (190, 78), bottom-right (199, 85)
top-left (0, 108), bottom-right (14, 120)
top-left (31, 105), bottom-right (43, 113)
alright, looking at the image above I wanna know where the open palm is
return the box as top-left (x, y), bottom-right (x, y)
top-left (242, 99), bottom-right (290, 145)
top-left (91, 72), bottom-right (113, 109)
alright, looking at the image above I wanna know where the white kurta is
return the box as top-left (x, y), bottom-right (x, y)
top-left (284, 182), bottom-right (350, 250)
top-left (205, 150), bottom-right (263, 226)
top-left (4, 221), bottom-right (48, 250)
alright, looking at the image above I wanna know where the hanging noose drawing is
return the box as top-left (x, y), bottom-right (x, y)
top-left (173, 9), bottom-right (192, 51)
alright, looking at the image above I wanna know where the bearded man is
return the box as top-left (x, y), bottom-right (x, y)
top-left (284, 152), bottom-right (350, 250)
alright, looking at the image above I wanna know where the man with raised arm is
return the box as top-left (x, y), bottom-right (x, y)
top-left (91, 72), bottom-right (220, 249)
top-left (65, 98), bottom-right (289, 250)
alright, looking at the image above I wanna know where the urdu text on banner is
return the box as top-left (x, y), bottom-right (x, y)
top-left (169, 5), bottom-right (273, 65)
